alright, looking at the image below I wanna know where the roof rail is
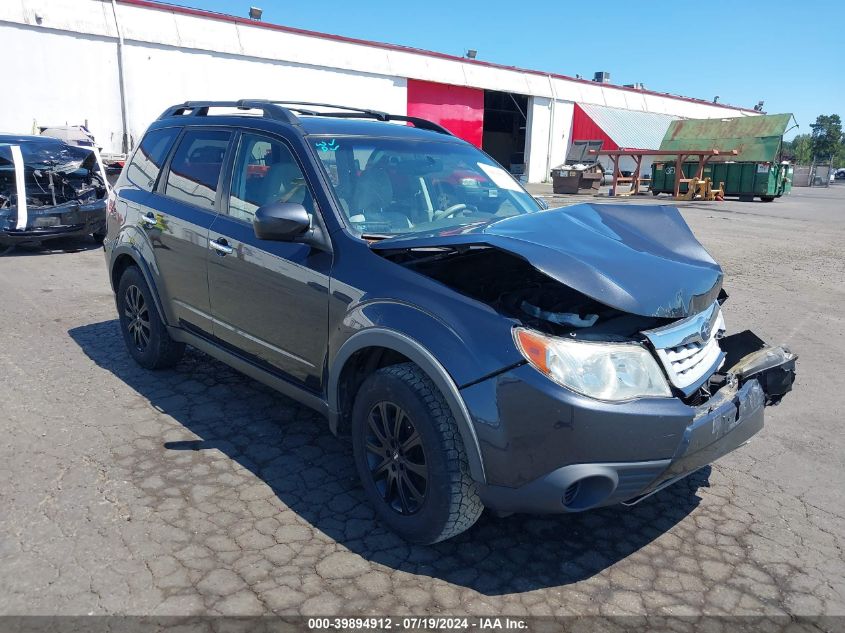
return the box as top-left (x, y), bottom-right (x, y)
top-left (157, 100), bottom-right (301, 126)
top-left (156, 99), bottom-right (453, 136)
top-left (319, 111), bottom-right (453, 135)
top-left (268, 101), bottom-right (391, 121)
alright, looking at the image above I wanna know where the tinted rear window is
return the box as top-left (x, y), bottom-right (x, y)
top-left (126, 127), bottom-right (179, 192)
top-left (165, 130), bottom-right (231, 209)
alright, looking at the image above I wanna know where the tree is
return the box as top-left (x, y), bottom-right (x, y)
top-left (784, 134), bottom-right (812, 164)
top-left (809, 114), bottom-right (843, 161)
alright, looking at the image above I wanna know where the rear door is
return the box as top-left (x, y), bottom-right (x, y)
top-left (206, 129), bottom-right (331, 390)
top-left (147, 128), bottom-right (233, 334)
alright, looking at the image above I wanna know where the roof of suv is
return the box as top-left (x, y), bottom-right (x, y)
top-left (156, 100), bottom-right (463, 143)
top-left (296, 116), bottom-right (462, 141)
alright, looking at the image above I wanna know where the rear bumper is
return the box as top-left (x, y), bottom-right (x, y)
top-left (0, 200), bottom-right (106, 245)
top-left (469, 335), bottom-right (796, 515)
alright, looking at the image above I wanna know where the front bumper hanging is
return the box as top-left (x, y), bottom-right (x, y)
top-left (474, 331), bottom-right (797, 514)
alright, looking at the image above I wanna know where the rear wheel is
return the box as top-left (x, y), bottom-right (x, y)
top-left (351, 362), bottom-right (483, 544)
top-left (92, 232), bottom-right (106, 245)
top-left (117, 266), bottom-right (184, 369)
top-left (760, 196), bottom-right (775, 202)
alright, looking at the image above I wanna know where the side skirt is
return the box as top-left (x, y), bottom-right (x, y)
top-left (169, 326), bottom-right (329, 418)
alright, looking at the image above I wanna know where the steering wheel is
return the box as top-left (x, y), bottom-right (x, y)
top-left (433, 203), bottom-right (469, 221)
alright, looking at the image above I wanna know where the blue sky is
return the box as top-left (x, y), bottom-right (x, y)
top-left (165, 0), bottom-right (841, 139)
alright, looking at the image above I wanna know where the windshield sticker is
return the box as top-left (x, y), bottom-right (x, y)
top-left (315, 139), bottom-right (339, 152)
top-left (477, 163), bottom-right (522, 191)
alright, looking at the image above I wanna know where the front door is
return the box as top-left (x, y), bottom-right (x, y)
top-left (207, 131), bottom-right (331, 391)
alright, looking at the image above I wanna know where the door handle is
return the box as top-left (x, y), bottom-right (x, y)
top-left (140, 212), bottom-right (158, 227)
top-left (209, 237), bottom-right (233, 256)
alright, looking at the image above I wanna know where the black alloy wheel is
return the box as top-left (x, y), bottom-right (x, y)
top-left (116, 265), bottom-right (185, 370)
top-left (364, 401), bottom-right (428, 515)
top-left (124, 284), bottom-right (151, 352)
top-left (351, 363), bottom-right (483, 543)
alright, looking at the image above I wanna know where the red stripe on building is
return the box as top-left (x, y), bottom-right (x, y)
top-left (570, 103), bottom-right (619, 151)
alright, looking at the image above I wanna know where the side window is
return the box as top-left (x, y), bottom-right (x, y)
top-left (228, 133), bottom-right (315, 223)
top-left (125, 127), bottom-right (178, 192)
top-left (164, 129), bottom-right (231, 209)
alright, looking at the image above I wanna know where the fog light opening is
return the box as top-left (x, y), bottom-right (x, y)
top-left (562, 475), bottom-right (616, 511)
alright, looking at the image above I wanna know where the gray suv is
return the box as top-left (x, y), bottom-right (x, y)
top-left (103, 100), bottom-right (797, 543)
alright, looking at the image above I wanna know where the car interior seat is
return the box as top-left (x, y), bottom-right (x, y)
top-left (350, 167), bottom-right (411, 228)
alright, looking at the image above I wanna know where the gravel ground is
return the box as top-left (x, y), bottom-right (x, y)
top-left (0, 186), bottom-right (842, 619)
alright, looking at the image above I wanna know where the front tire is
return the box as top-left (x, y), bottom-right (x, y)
top-left (117, 266), bottom-right (185, 369)
top-left (351, 363), bottom-right (483, 544)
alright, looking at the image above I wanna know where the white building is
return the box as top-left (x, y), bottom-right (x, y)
top-left (0, 0), bottom-right (759, 182)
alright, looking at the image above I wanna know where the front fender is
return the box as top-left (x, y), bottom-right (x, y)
top-left (108, 238), bottom-right (173, 327)
top-left (328, 323), bottom-right (487, 483)
top-left (330, 299), bottom-right (519, 388)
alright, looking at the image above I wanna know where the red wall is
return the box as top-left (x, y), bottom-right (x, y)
top-left (570, 103), bottom-right (619, 150)
top-left (407, 79), bottom-right (484, 147)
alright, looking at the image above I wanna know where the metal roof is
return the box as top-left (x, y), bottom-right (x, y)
top-left (118, 0), bottom-right (759, 114)
top-left (577, 103), bottom-right (680, 150)
top-left (659, 113), bottom-right (793, 162)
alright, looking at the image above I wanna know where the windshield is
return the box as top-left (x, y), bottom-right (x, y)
top-left (311, 136), bottom-right (540, 236)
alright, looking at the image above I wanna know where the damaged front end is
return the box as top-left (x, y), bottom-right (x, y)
top-left (0, 136), bottom-right (108, 247)
top-left (373, 203), bottom-right (796, 512)
top-left (373, 203), bottom-right (795, 405)
top-left (621, 333), bottom-right (797, 506)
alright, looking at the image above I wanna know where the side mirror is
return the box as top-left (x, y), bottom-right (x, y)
top-left (533, 195), bottom-right (549, 210)
top-left (253, 202), bottom-right (311, 241)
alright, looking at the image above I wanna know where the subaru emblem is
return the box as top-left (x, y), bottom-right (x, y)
top-left (700, 317), bottom-right (712, 341)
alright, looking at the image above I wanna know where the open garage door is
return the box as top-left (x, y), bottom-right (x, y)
top-left (482, 90), bottom-right (528, 176)
top-left (406, 79), bottom-right (484, 147)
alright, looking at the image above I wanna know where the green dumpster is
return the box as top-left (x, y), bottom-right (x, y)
top-left (650, 114), bottom-right (795, 201)
top-left (651, 160), bottom-right (791, 201)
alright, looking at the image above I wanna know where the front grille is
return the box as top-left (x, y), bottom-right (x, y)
top-left (643, 301), bottom-right (726, 395)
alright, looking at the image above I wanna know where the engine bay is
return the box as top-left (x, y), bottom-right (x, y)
top-left (387, 245), bottom-right (673, 340)
top-left (0, 137), bottom-right (107, 214)
top-left (0, 168), bottom-right (105, 211)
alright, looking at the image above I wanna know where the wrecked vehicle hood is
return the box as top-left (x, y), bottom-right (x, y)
top-left (0, 135), bottom-right (97, 173)
top-left (372, 203), bottom-right (723, 318)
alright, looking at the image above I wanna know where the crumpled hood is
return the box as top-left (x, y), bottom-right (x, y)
top-left (372, 203), bottom-right (723, 318)
top-left (0, 136), bottom-right (98, 173)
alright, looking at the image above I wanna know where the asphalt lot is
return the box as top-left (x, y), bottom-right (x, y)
top-left (0, 185), bottom-right (843, 618)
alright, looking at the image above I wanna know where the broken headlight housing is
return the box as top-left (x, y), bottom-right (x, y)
top-left (514, 328), bottom-right (672, 401)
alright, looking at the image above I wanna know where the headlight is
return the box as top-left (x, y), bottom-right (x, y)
top-left (514, 327), bottom-right (672, 401)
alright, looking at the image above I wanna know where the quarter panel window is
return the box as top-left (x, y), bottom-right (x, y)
top-left (228, 133), bottom-right (315, 223)
top-left (125, 127), bottom-right (179, 192)
top-left (165, 129), bottom-right (231, 209)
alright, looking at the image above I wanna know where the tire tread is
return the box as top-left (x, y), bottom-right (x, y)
top-left (117, 266), bottom-right (184, 370)
top-left (376, 362), bottom-right (483, 543)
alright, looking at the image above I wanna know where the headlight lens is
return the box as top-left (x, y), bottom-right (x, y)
top-left (514, 327), bottom-right (672, 401)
